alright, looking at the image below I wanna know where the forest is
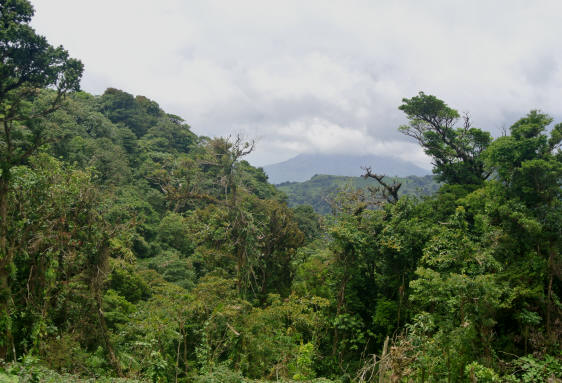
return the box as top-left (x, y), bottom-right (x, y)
top-left (0, 1), bottom-right (561, 382)
top-left (277, 174), bottom-right (439, 214)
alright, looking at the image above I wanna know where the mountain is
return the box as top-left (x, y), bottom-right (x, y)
top-left (277, 174), bottom-right (440, 214)
top-left (263, 153), bottom-right (430, 184)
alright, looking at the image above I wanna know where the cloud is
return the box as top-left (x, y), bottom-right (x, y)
top-left (252, 118), bottom-right (429, 167)
top-left (30, 0), bottom-right (562, 166)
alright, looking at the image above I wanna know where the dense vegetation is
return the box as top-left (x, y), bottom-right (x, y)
top-left (277, 174), bottom-right (439, 214)
top-left (1, 1), bottom-right (561, 382)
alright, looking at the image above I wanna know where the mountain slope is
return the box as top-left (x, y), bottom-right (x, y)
top-left (263, 153), bottom-right (430, 184)
top-left (277, 174), bottom-right (439, 213)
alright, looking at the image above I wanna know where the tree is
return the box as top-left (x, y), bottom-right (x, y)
top-left (4, 154), bottom-right (131, 371)
top-left (0, 0), bottom-right (83, 358)
top-left (362, 167), bottom-right (402, 204)
top-left (99, 88), bottom-right (162, 138)
top-left (399, 92), bottom-right (491, 186)
top-left (292, 205), bottom-right (321, 243)
top-left (253, 198), bottom-right (304, 300)
top-left (484, 111), bottom-right (562, 345)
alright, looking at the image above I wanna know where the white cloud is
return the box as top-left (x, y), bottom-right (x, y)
top-left (30, 0), bottom-right (562, 166)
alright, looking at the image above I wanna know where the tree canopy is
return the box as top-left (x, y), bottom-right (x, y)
top-left (0, 3), bottom-right (560, 381)
top-left (399, 92), bottom-right (492, 186)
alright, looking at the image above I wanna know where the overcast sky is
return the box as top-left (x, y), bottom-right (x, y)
top-left (30, 0), bottom-right (562, 167)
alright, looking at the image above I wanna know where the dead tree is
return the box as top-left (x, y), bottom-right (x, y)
top-left (362, 167), bottom-right (402, 204)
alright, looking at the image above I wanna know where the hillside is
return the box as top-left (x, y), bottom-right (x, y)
top-left (1, 86), bottom-right (314, 380)
top-left (277, 174), bottom-right (439, 213)
top-left (263, 153), bottom-right (430, 184)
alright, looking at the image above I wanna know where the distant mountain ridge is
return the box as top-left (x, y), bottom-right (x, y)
top-left (277, 174), bottom-right (439, 214)
top-left (263, 153), bottom-right (430, 184)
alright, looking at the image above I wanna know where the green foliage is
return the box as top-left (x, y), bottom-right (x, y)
top-left (290, 342), bottom-right (316, 381)
top-left (0, 0), bottom-right (84, 359)
top-left (108, 263), bottom-right (150, 303)
top-left (277, 174), bottom-right (439, 214)
top-left (157, 212), bottom-right (194, 256)
top-left (194, 364), bottom-right (245, 383)
top-left (1, 356), bottom-right (142, 382)
top-left (292, 205), bottom-right (322, 243)
top-left (1, 24), bottom-right (560, 383)
top-left (292, 241), bottom-right (332, 299)
top-left (465, 361), bottom-right (500, 382)
top-left (506, 354), bottom-right (562, 382)
top-left (99, 88), bottom-right (161, 139)
top-left (399, 92), bottom-right (492, 185)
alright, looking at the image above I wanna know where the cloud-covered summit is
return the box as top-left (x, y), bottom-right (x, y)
top-left (31, 0), bottom-right (562, 167)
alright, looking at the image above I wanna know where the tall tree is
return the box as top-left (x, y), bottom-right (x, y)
top-left (399, 92), bottom-right (491, 186)
top-left (0, 0), bottom-right (83, 358)
top-left (485, 111), bottom-right (562, 344)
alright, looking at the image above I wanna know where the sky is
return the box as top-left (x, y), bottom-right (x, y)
top-left (30, 0), bottom-right (562, 167)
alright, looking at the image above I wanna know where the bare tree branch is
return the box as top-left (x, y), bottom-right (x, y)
top-left (362, 167), bottom-right (401, 204)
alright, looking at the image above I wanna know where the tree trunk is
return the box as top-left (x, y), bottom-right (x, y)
top-left (333, 266), bottom-right (348, 357)
top-left (0, 172), bottom-right (12, 360)
top-left (379, 336), bottom-right (389, 383)
top-left (96, 295), bottom-right (123, 377)
top-left (91, 241), bottom-right (123, 376)
top-left (546, 241), bottom-right (556, 343)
